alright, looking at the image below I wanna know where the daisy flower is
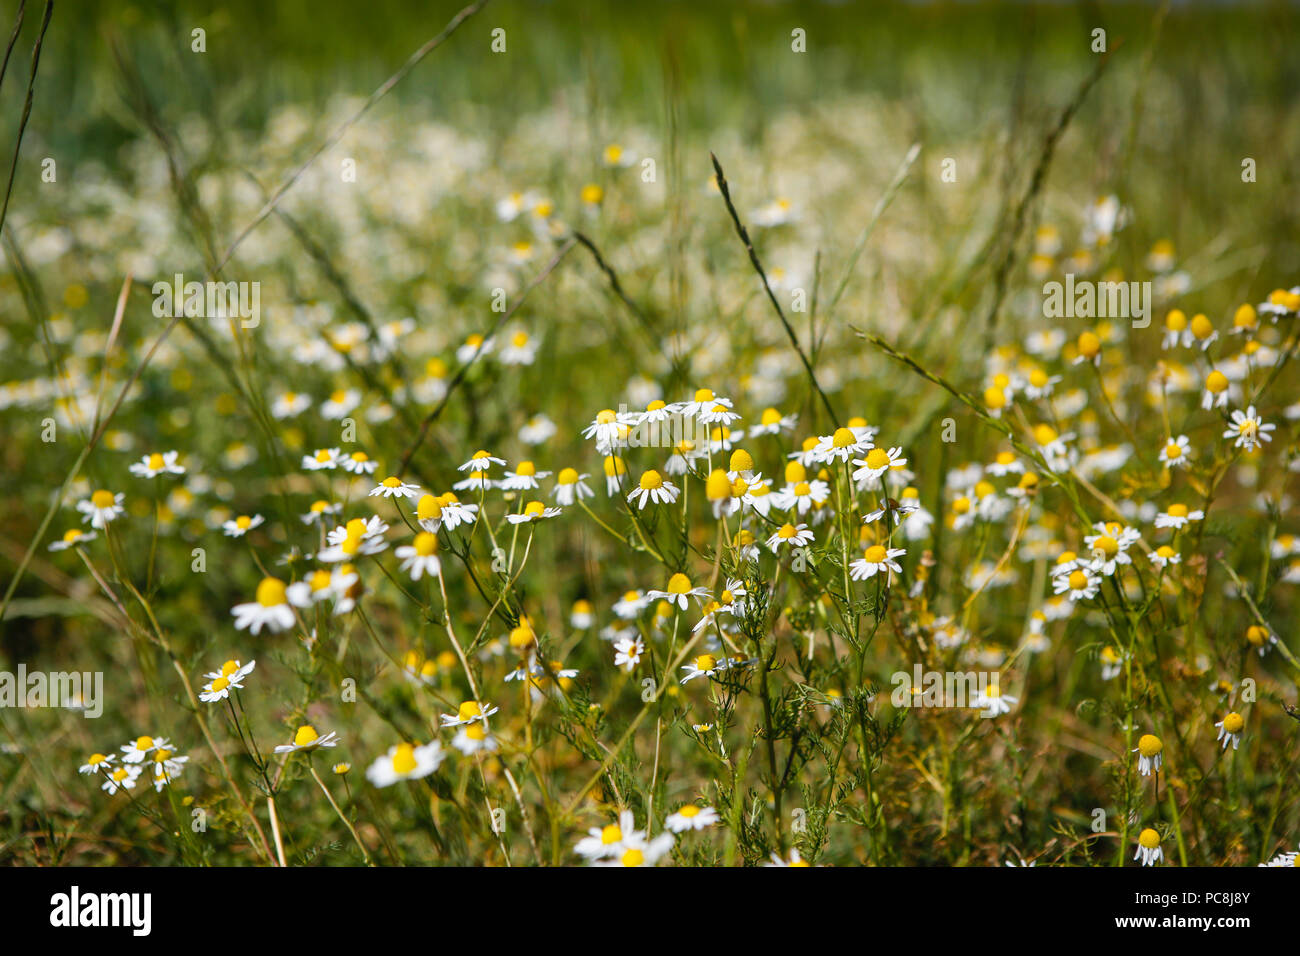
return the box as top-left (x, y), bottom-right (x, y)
top-left (452, 723), bottom-right (499, 756)
top-left (320, 388), bottom-right (361, 419)
top-left (570, 599), bottom-right (594, 629)
top-left (613, 636), bottom-right (644, 672)
top-left (1259, 850), bottom-right (1299, 868)
top-left (457, 450), bottom-right (507, 473)
top-left (301, 500), bottom-right (342, 525)
top-left (77, 490), bottom-right (125, 529)
top-left (101, 764), bottom-right (143, 795)
top-left (129, 451), bottom-right (185, 478)
top-left (1201, 370), bottom-right (1231, 410)
top-left (812, 426), bottom-right (871, 464)
top-left (1134, 828), bottom-right (1163, 867)
top-left (1053, 566), bottom-right (1100, 601)
top-left (365, 741), bottom-right (446, 787)
top-left (665, 804), bottom-right (719, 832)
top-left (766, 522), bottom-right (814, 552)
top-left (749, 407), bottom-right (797, 436)
top-left (775, 473), bottom-right (830, 516)
top-left (120, 734), bottom-right (172, 764)
top-left (1157, 435), bottom-right (1192, 468)
top-left (1133, 734), bottom-right (1163, 776)
top-left (273, 725), bottom-right (340, 754)
top-left (984, 450), bottom-right (1024, 477)
top-left (79, 752), bottom-right (116, 775)
top-left (972, 679), bottom-right (1017, 718)
top-left (340, 451), bottom-right (378, 475)
top-left (302, 447), bottom-right (342, 471)
top-left (506, 500), bottom-right (563, 524)
top-left (499, 330), bottom-right (538, 365)
top-left (680, 653), bottom-right (725, 683)
top-left (199, 659), bottom-right (256, 702)
top-left (500, 461), bottom-right (551, 491)
top-left (1224, 406), bottom-right (1274, 452)
top-left (1149, 545), bottom-right (1181, 570)
top-left (222, 513), bottom-right (264, 537)
top-left (613, 590), bottom-right (651, 619)
top-left (679, 388), bottom-right (733, 421)
top-left (1083, 521), bottom-right (1140, 575)
top-left (850, 544), bottom-right (905, 581)
top-left (271, 391), bottom-right (311, 419)
top-left (582, 409), bottom-right (631, 448)
top-left (1216, 712), bottom-right (1245, 750)
top-left (552, 467), bottom-right (593, 505)
top-left (440, 700), bottom-right (499, 727)
top-left (437, 493), bottom-right (479, 531)
top-left (149, 748), bottom-right (189, 791)
top-left (369, 476), bottom-right (422, 500)
top-left (48, 528), bottom-right (96, 551)
top-left (232, 577), bottom-right (296, 634)
top-left (1245, 624), bottom-right (1278, 657)
top-left (1154, 504), bottom-right (1204, 530)
top-left (627, 470), bottom-right (680, 509)
top-left (519, 413), bottom-right (557, 445)
top-left (647, 573), bottom-right (710, 610)
top-left (394, 532), bottom-right (441, 580)
top-left (453, 470), bottom-right (494, 493)
top-left (852, 446), bottom-right (907, 489)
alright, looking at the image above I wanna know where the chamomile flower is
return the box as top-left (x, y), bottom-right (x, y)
top-left (440, 700), bottom-right (499, 727)
top-left (766, 522), bottom-right (814, 552)
top-left (101, 764), bottom-right (143, 794)
top-left (812, 426), bottom-right (871, 464)
top-left (1133, 734), bottom-right (1163, 776)
top-left (613, 590), bottom-right (651, 619)
top-left (499, 330), bottom-right (538, 365)
top-left (79, 752), bottom-right (116, 774)
top-left (507, 501), bottom-right (563, 524)
top-left (120, 734), bottom-right (172, 764)
top-left (749, 407), bottom-right (797, 435)
top-left (775, 473), bottom-right (830, 516)
top-left (1157, 434), bottom-right (1192, 468)
top-left (665, 804), bottom-right (719, 832)
top-left (765, 849), bottom-right (813, 867)
top-left (77, 490), bottom-right (125, 529)
top-left (1259, 850), bottom-right (1299, 867)
top-left (222, 513), bottom-right (265, 537)
top-left (1201, 370), bottom-right (1231, 410)
top-left (972, 678), bottom-right (1017, 718)
top-left (436, 493), bottom-right (479, 531)
top-left (301, 500), bottom-right (342, 525)
top-left (129, 450), bottom-right (185, 478)
top-left (232, 577), bottom-right (296, 634)
top-left (365, 741), bottom-right (445, 787)
top-left (199, 659), bottom-right (256, 702)
top-left (1149, 545), bottom-right (1181, 570)
top-left (582, 409), bottom-right (631, 447)
top-left (271, 391), bottom-right (311, 419)
top-left (1053, 566), bottom-right (1100, 601)
top-left (1083, 521), bottom-right (1140, 575)
top-left (340, 451), bottom-right (378, 475)
top-left (852, 446), bottom-right (907, 489)
top-left (613, 636), bottom-right (644, 671)
top-left (552, 467), bottom-right (593, 505)
top-left (627, 470), bottom-right (680, 509)
top-left (500, 461), bottom-right (551, 491)
top-left (984, 450), bottom-right (1025, 477)
top-left (850, 544), bottom-right (905, 581)
top-left (1245, 624), bottom-right (1278, 657)
top-left (457, 449), bottom-right (507, 473)
top-left (48, 528), bottom-right (96, 551)
top-left (1134, 828), bottom-right (1163, 867)
top-left (680, 653), bottom-right (725, 683)
top-left (1224, 405), bottom-right (1274, 452)
top-left (394, 532), bottom-right (442, 580)
top-left (303, 447), bottom-right (342, 471)
top-left (570, 599), bottom-right (594, 629)
top-left (647, 572), bottom-right (710, 610)
top-left (1154, 504), bottom-right (1204, 530)
top-left (452, 723), bottom-right (499, 756)
top-left (679, 388), bottom-right (732, 421)
top-left (369, 476), bottom-right (422, 500)
top-left (1215, 711), bottom-right (1245, 750)
top-left (320, 388), bottom-right (361, 419)
top-left (519, 413), bottom-right (557, 445)
top-left (273, 725), bottom-right (340, 754)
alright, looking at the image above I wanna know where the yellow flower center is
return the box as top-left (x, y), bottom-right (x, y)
top-left (1138, 828), bottom-right (1160, 849)
top-left (294, 725), bottom-right (319, 747)
top-left (1093, 535), bottom-right (1118, 557)
top-left (1138, 734), bottom-right (1163, 757)
top-left (666, 573), bottom-right (692, 594)
top-left (211, 676), bottom-right (229, 692)
top-left (413, 532), bottom-right (438, 556)
top-left (984, 386), bottom-right (1006, 409)
top-left (1077, 331), bottom-right (1101, 357)
top-left (705, 469), bottom-right (731, 500)
top-left (1033, 424), bottom-right (1059, 445)
top-left (523, 501), bottom-right (546, 518)
top-left (256, 577), bottom-right (287, 607)
top-left (1222, 712), bottom-right (1244, 734)
top-left (1190, 314), bottom-right (1213, 339)
top-left (603, 456), bottom-right (626, 477)
top-left (148, 453), bottom-right (165, 470)
top-left (1068, 570), bottom-right (1088, 590)
top-left (457, 701), bottom-right (483, 722)
top-left (91, 490), bottom-right (115, 508)
top-left (236, 515), bottom-right (252, 530)
top-left (135, 736), bottom-right (154, 751)
top-left (831, 427), bottom-right (857, 448)
top-left (729, 449), bottom-right (754, 473)
top-left (695, 654), bottom-right (717, 671)
top-left (601, 824), bottom-right (623, 844)
top-left (863, 545), bottom-right (887, 563)
top-left (1165, 309), bottom-right (1186, 331)
top-left (1205, 370), bottom-right (1228, 393)
top-left (865, 448), bottom-right (891, 470)
top-left (392, 743), bottom-right (417, 775)
top-left (1167, 504), bottom-right (1189, 518)
top-left (693, 388), bottom-right (714, 403)
top-left (315, 449), bottom-right (332, 462)
top-left (761, 408), bottom-right (782, 425)
top-left (952, 496), bottom-right (971, 515)
top-left (639, 470), bottom-right (664, 491)
top-left (777, 523), bottom-right (798, 539)
top-left (382, 476), bottom-right (403, 488)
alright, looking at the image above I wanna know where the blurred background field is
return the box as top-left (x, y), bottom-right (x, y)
top-left (2, 0), bottom-right (1299, 866)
